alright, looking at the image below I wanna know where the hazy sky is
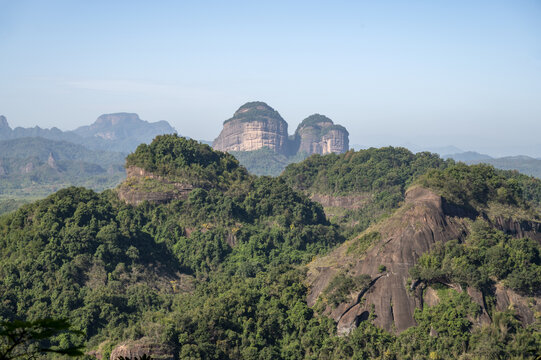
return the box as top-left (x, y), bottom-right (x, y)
top-left (1, 0), bottom-right (540, 156)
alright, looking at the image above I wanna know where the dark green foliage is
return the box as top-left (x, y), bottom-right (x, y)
top-left (126, 134), bottom-right (248, 189)
top-left (396, 289), bottom-right (481, 358)
top-left (410, 219), bottom-right (541, 295)
top-left (117, 355), bottom-right (152, 360)
top-left (282, 147), bottom-right (448, 195)
top-left (0, 318), bottom-right (83, 359)
top-left (281, 147), bottom-right (450, 236)
top-left (1, 138), bottom-right (540, 359)
top-left (417, 163), bottom-right (540, 212)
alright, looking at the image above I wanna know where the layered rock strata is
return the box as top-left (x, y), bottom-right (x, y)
top-left (213, 102), bottom-right (289, 153)
top-left (212, 102), bottom-right (349, 156)
top-left (295, 114), bottom-right (349, 155)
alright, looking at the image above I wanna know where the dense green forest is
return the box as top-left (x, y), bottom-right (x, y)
top-left (1, 136), bottom-right (540, 359)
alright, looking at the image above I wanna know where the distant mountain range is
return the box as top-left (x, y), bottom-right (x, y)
top-left (0, 113), bottom-right (176, 153)
top-left (0, 137), bottom-right (126, 199)
top-left (0, 113), bottom-right (177, 203)
top-left (444, 151), bottom-right (541, 178)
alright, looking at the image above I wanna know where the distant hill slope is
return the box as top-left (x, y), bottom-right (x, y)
top-left (229, 147), bottom-right (309, 176)
top-left (0, 113), bottom-right (177, 153)
top-left (0, 137), bottom-right (125, 199)
top-left (284, 148), bottom-right (541, 338)
top-left (445, 151), bottom-right (541, 178)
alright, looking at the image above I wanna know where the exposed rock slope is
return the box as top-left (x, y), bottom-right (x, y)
top-left (307, 186), bottom-right (541, 334)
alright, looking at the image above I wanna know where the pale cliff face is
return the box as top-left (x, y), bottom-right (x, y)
top-left (321, 129), bottom-right (349, 155)
top-left (213, 118), bottom-right (289, 153)
top-left (213, 102), bottom-right (290, 154)
top-left (296, 120), bottom-right (349, 155)
top-left (212, 104), bottom-right (349, 156)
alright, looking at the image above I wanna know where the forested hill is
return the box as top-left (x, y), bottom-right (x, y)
top-left (0, 137), bottom-right (540, 359)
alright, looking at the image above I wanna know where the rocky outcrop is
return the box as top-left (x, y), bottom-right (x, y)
top-left (494, 283), bottom-right (540, 325)
top-left (0, 115), bottom-right (9, 136)
top-left (491, 215), bottom-right (541, 243)
top-left (294, 114), bottom-right (349, 155)
top-left (109, 338), bottom-right (174, 360)
top-left (116, 166), bottom-right (193, 206)
top-left (212, 102), bottom-right (349, 157)
top-left (213, 102), bottom-right (290, 153)
top-left (47, 152), bottom-right (58, 170)
top-left (310, 193), bottom-right (371, 210)
top-left (306, 186), bottom-right (540, 334)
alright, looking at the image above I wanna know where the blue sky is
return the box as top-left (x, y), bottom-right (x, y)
top-left (1, 0), bottom-right (540, 156)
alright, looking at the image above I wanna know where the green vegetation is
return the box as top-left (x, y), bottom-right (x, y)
top-left (418, 163), bottom-right (541, 215)
top-left (281, 147), bottom-right (451, 236)
top-left (0, 318), bottom-right (83, 359)
top-left (410, 219), bottom-right (541, 295)
top-left (1, 136), bottom-right (540, 359)
top-left (230, 148), bottom-right (308, 176)
top-left (322, 272), bottom-right (371, 307)
top-left (295, 114), bottom-right (333, 130)
top-left (222, 102), bottom-right (285, 125)
top-left (126, 134), bottom-right (249, 189)
top-left (347, 231), bottom-right (381, 255)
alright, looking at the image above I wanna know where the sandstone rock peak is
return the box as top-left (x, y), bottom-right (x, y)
top-left (213, 102), bottom-right (350, 156)
top-left (295, 114), bottom-right (349, 155)
top-left (213, 101), bottom-right (289, 153)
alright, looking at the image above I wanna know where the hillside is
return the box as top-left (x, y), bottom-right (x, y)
top-left (0, 137), bottom-right (125, 201)
top-left (445, 151), bottom-right (541, 179)
top-left (1, 139), bottom-right (540, 359)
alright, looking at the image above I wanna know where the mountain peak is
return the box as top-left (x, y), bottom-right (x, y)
top-left (0, 115), bottom-right (11, 131)
top-left (233, 101), bottom-right (277, 117)
top-left (94, 113), bottom-right (142, 126)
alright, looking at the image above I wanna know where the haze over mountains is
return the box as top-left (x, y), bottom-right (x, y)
top-left (0, 113), bottom-right (176, 153)
top-left (1, 102), bottom-right (540, 203)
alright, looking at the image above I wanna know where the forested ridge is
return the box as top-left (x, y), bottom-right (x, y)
top-left (1, 136), bottom-right (540, 359)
